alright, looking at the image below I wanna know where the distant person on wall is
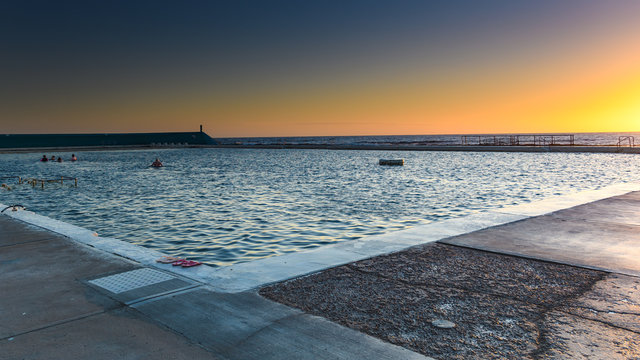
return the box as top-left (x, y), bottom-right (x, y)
top-left (71, 154), bottom-right (77, 161)
top-left (41, 155), bottom-right (48, 162)
top-left (151, 158), bottom-right (163, 167)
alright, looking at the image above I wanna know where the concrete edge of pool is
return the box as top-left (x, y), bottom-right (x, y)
top-left (2, 181), bottom-right (640, 292)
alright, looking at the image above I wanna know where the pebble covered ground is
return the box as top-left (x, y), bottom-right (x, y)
top-left (260, 243), bottom-right (640, 359)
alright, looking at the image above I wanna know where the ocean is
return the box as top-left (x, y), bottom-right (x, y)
top-left (215, 132), bottom-right (640, 147)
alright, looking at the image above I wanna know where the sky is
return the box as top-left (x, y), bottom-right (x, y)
top-left (1, 0), bottom-right (640, 137)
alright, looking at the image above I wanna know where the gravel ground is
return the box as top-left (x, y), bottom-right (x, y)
top-left (259, 243), bottom-right (640, 359)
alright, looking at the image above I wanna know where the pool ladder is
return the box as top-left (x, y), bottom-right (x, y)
top-left (617, 136), bottom-right (635, 149)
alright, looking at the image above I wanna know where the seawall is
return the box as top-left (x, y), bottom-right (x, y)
top-left (0, 131), bottom-right (217, 149)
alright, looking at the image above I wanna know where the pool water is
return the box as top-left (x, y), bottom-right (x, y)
top-left (1, 148), bottom-right (639, 266)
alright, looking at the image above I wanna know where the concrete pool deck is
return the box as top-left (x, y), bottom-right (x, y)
top-left (2, 182), bottom-right (640, 358)
top-left (442, 191), bottom-right (640, 276)
top-left (0, 215), bottom-right (425, 359)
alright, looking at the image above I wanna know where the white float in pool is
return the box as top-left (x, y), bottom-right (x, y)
top-left (379, 159), bottom-right (404, 166)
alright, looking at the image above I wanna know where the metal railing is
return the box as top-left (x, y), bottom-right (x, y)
top-left (461, 134), bottom-right (575, 146)
top-left (617, 136), bottom-right (635, 148)
top-left (26, 176), bottom-right (78, 189)
top-left (0, 176), bottom-right (22, 184)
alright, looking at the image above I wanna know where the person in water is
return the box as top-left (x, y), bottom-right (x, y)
top-left (57, 156), bottom-right (63, 163)
top-left (50, 155), bottom-right (56, 161)
top-left (151, 158), bottom-right (163, 167)
top-left (71, 154), bottom-right (77, 161)
top-left (41, 155), bottom-right (48, 162)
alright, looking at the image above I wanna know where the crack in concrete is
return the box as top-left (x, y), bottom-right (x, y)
top-left (0, 309), bottom-right (108, 341)
top-left (566, 305), bottom-right (640, 317)
top-left (555, 308), bottom-right (640, 335)
top-left (0, 237), bottom-right (56, 249)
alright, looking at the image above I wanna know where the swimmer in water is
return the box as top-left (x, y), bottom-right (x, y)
top-left (151, 158), bottom-right (163, 167)
top-left (41, 155), bottom-right (48, 162)
top-left (71, 154), bottom-right (77, 161)
top-left (50, 155), bottom-right (56, 161)
top-left (57, 157), bottom-right (63, 163)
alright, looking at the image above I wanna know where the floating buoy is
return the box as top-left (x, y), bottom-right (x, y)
top-left (379, 159), bottom-right (404, 166)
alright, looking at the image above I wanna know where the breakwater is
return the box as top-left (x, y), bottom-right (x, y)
top-left (0, 131), bottom-right (217, 149)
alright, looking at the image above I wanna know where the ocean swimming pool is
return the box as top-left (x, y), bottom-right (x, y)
top-left (1, 148), bottom-right (639, 266)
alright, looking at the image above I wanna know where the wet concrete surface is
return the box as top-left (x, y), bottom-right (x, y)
top-left (0, 216), bottom-right (57, 247)
top-left (442, 192), bottom-right (640, 276)
top-left (261, 243), bottom-right (640, 359)
top-left (548, 196), bottom-right (640, 226)
top-left (0, 216), bottom-right (219, 360)
top-left (133, 289), bottom-right (425, 360)
top-left (1, 308), bottom-right (220, 360)
top-left (0, 238), bottom-right (136, 338)
top-left (1, 215), bottom-right (426, 360)
top-left (541, 311), bottom-right (640, 359)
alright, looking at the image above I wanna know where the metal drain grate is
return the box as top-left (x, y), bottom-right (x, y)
top-left (89, 268), bottom-right (176, 294)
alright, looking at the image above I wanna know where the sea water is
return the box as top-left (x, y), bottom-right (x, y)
top-left (1, 148), bottom-right (639, 266)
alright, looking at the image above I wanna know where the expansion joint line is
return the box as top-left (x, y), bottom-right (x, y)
top-left (125, 284), bottom-right (202, 306)
top-left (0, 237), bottom-right (56, 249)
top-left (0, 310), bottom-right (107, 341)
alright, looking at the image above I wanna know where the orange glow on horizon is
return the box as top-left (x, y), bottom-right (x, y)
top-left (2, 5), bottom-right (640, 138)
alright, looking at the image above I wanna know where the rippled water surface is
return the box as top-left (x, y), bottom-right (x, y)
top-left (1, 148), bottom-right (639, 266)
